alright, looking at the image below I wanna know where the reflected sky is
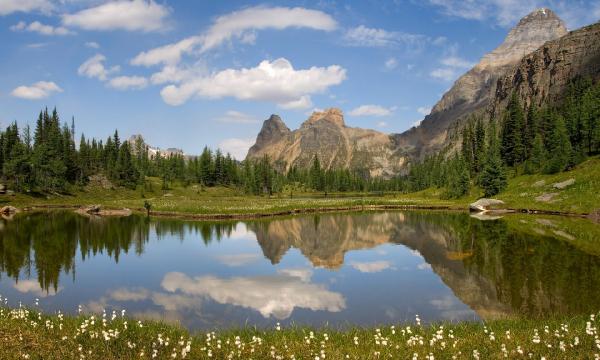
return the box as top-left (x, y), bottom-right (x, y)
top-left (1, 211), bottom-right (599, 330)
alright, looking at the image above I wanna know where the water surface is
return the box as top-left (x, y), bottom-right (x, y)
top-left (1, 210), bottom-right (599, 330)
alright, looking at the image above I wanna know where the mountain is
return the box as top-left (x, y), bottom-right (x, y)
top-left (393, 8), bottom-right (567, 158)
top-left (127, 134), bottom-right (185, 158)
top-left (247, 108), bottom-right (405, 177)
top-left (247, 8), bottom-right (591, 175)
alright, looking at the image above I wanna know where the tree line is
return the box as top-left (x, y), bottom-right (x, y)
top-left (407, 76), bottom-right (600, 198)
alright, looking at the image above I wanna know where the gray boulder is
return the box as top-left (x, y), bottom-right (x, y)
top-left (469, 198), bottom-right (505, 212)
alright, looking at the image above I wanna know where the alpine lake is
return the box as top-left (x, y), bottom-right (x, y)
top-left (1, 210), bottom-right (599, 331)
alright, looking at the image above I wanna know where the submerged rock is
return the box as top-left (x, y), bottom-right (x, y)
top-left (469, 199), bottom-right (505, 212)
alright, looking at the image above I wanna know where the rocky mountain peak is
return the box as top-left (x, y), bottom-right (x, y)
top-left (303, 108), bottom-right (345, 127)
top-left (478, 8), bottom-right (567, 69)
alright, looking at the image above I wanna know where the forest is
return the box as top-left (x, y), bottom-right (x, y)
top-left (0, 77), bottom-right (598, 198)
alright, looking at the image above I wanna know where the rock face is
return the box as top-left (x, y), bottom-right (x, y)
top-left (490, 21), bottom-right (600, 116)
top-left (246, 108), bottom-right (406, 177)
top-left (394, 8), bottom-right (567, 159)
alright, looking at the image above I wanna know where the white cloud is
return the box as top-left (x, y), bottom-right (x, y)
top-left (159, 58), bottom-right (346, 107)
top-left (344, 25), bottom-right (426, 49)
top-left (350, 260), bottom-right (393, 273)
top-left (108, 75), bottom-right (148, 90)
top-left (218, 138), bottom-right (255, 160)
top-left (412, 120), bottom-right (423, 128)
top-left (385, 57), bottom-right (398, 70)
top-left (0, 0), bottom-right (53, 16)
top-left (77, 54), bottom-right (120, 81)
top-left (216, 253), bottom-right (261, 267)
top-left (131, 6), bottom-right (336, 67)
top-left (199, 6), bottom-right (337, 53)
top-left (348, 104), bottom-right (395, 117)
top-left (161, 271), bottom-right (345, 319)
top-left (417, 106), bottom-right (432, 116)
top-left (376, 121), bottom-right (388, 128)
top-left (62, 0), bottom-right (171, 32)
top-left (11, 81), bottom-right (63, 99)
top-left (13, 279), bottom-right (61, 297)
top-left (216, 110), bottom-right (259, 124)
top-left (430, 68), bottom-right (457, 81)
top-left (10, 20), bottom-right (74, 36)
top-left (85, 41), bottom-right (100, 49)
top-left (278, 95), bottom-right (313, 110)
top-left (441, 56), bottom-right (475, 69)
top-left (131, 36), bottom-right (202, 67)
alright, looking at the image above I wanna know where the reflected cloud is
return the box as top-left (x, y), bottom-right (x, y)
top-left (161, 271), bottom-right (345, 319)
top-left (430, 295), bottom-right (475, 321)
top-left (109, 287), bottom-right (150, 301)
top-left (13, 280), bottom-right (62, 297)
top-left (216, 253), bottom-right (261, 267)
top-left (350, 260), bottom-right (393, 273)
top-left (417, 262), bottom-right (432, 270)
top-left (277, 268), bottom-right (313, 282)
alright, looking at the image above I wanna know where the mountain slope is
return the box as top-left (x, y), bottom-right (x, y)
top-left (394, 8), bottom-right (567, 159)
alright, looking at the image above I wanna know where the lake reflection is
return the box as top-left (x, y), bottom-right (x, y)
top-left (1, 211), bottom-right (599, 329)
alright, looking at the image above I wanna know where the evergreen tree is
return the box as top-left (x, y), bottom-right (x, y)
top-left (545, 114), bottom-right (572, 174)
top-left (500, 93), bottom-right (525, 166)
top-left (480, 120), bottom-right (507, 197)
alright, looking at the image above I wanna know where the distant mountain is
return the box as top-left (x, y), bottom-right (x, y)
top-left (127, 134), bottom-right (185, 158)
top-left (247, 8), bottom-right (599, 176)
top-left (246, 108), bottom-right (405, 177)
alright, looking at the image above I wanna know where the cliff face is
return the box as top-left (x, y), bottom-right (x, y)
top-left (491, 21), bottom-right (600, 116)
top-left (394, 8), bottom-right (567, 159)
top-left (246, 108), bottom-right (406, 177)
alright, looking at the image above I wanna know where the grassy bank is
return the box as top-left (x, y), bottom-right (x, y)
top-left (1, 304), bottom-right (599, 359)
top-left (1, 157), bottom-right (599, 217)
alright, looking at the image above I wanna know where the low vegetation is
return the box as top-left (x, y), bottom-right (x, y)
top-left (1, 300), bottom-right (599, 359)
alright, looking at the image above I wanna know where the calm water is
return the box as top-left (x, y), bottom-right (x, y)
top-left (1, 210), bottom-right (599, 330)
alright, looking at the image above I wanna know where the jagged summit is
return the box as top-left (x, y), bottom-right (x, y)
top-left (478, 8), bottom-right (567, 69)
top-left (303, 108), bottom-right (345, 127)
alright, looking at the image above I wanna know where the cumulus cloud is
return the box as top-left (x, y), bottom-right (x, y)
top-left (161, 271), bottom-right (345, 319)
top-left (108, 75), bottom-right (148, 90)
top-left (344, 25), bottom-right (426, 50)
top-left (348, 104), bottom-right (395, 117)
top-left (215, 110), bottom-right (259, 124)
top-left (417, 106), bottom-right (432, 116)
top-left (62, 0), bottom-right (171, 32)
top-left (159, 58), bottom-right (346, 107)
top-left (10, 20), bottom-right (74, 36)
top-left (11, 81), bottom-right (63, 99)
top-left (131, 6), bottom-right (336, 67)
top-left (218, 138), bottom-right (255, 160)
top-left (13, 279), bottom-right (62, 297)
top-left (278, 95), bottom-right (313, 110)
top-left (350, 260), bottom-right (393, 273)
top-left (0, 0), bottom-right (53, 16)
top-left (77, 54), bottom-right (120, 81)
top-left (430, 53), bottom-right (474, 82)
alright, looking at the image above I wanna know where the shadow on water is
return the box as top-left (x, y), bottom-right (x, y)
top-left (1, 210), bottom-right (600, 323)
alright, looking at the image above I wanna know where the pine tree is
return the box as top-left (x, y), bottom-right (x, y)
top-left (500, 93), bottom-right (525, 166)
top-left (480, 120), bottom-right (507, 197)
top-left (545, 114), bottom-right (572, 174)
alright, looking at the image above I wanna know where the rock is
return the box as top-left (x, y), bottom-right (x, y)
top-left (533, 180), bottom-right (546, 187)
top-left (535, 193), bottom-right (559, 202)
top-left (0, 184), bottom-right (6, 194)
top-left (552, 178), bottom-right (575, 189)
top-left (469, 198), bottom-right (505, 212)
top-left (0, 206), bottom-right (18, 214)
top-left (97, 208), bottom-right (132, 217)
top-left (85, 205), bottom-right (102, 213)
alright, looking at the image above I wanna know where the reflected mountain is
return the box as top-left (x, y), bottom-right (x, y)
top-left (2, 210), bottom-right (600, 321)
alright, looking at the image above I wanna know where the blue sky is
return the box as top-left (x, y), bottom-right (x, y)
top-left (1, 0), bottom-right (599, 159)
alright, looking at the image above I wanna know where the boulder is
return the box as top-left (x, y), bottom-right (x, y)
top-left (0, 206), bottom-right (18, 215)
top-left (552, 178), bottom-right (575, 189)
top-left (469, 198), bottom-right (505, 212)
top-left (0, 184), bottom-right (6, 194)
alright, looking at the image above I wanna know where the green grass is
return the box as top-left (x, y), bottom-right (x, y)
top-left (2, 156), bottom-right (599, 217)
top-left (1, 304), bottom-right (599, 359)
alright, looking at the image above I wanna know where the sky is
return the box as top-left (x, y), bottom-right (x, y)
top-left (1, 0), bottom-right (599, 159)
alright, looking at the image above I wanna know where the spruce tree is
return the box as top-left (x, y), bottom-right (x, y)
top-left (500, 93), bottom-right (525, 167)
top-left (545, 114), bottom-right (572, 174)
top-left (480, 120), bottom-right (507, 197)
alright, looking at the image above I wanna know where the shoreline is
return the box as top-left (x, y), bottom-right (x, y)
top-left (13, 202), bottom-right (593, 221)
